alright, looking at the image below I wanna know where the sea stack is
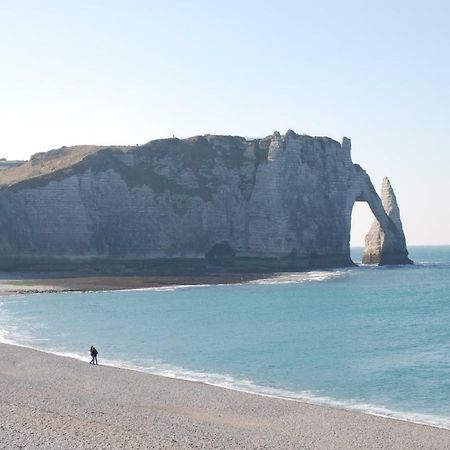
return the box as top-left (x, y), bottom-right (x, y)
top-left (362, 177), bottom-right (413, 265)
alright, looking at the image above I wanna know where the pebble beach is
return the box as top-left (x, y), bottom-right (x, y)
top-left (1, 343), bottom-right (450, 449)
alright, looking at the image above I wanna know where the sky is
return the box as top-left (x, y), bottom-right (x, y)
top-left (0, 0), bottom-right (449, 245)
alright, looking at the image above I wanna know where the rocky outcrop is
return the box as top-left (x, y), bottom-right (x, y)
top-left (0, 159), bottom-right (24, 171)
top-left (362, 178), bottom-right (413, 265)
top-left (0, 131), bottom-right (412, 272)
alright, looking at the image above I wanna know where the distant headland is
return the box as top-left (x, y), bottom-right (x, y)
top-left (0, 130), bottom-right (412, 273)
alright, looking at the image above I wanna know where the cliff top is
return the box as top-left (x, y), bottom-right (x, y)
top-left (0, 131), bottom-right (345, 188)
top-left (0, 145), bottom-right (127, 187)
top-left (0, 159), bottom-right (25, 171)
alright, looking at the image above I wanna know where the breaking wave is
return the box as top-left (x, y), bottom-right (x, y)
top-left (2, 329), bottom-right (449, 430)
top-left (47, 352), bottom-right (450, 430)
top-left (247, 270), bottom-right (348, 285)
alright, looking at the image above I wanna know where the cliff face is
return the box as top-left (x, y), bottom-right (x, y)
top-left (362, 178), bottom-right (413, 265)
top-left (0, 131), bottom-right (412, 271)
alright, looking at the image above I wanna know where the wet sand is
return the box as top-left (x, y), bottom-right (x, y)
top-left (0, 273), bottom-right (265, 296)
top-left (1, 343), bottom-right (449, 449)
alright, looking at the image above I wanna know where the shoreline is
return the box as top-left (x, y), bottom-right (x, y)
top-left (3, 338), bottom-right (450, 432)
top-left (1, 343), bottom-right (449, 449)
top-left (2, 266), bottom-right (449, 435)
top-left (0, 272), bottom-right (270, 296)
top-left (0, 269), bottom-right (348, 296)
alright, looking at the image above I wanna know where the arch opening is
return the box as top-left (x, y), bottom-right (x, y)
top-left (350, 201), bottom-right (375, 264)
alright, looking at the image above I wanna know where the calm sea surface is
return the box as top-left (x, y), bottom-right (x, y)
top-left (1, 246), bottom-right (450, 428)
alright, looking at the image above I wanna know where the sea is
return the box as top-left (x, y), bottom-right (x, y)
top-left (1, 246), bottom-right (450, 429)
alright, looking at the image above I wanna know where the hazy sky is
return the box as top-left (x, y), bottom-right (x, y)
top-left (1, 1), bottom-right (449, 245)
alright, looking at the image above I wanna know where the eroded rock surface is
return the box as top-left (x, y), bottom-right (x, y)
top-left (362, 177), bottom-right (413, 265)
top-left (0, 131), bottom-right (412, 272)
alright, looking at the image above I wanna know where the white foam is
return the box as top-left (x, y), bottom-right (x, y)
top-left (106, 284), bottom-right (216, 293)
top-left (0, 328), bottom-right (16, 345)
top-left (48, 283), bottom-right (230, 296)
top-left (0, 300), bottom-right (47, 347)
top-left (2, 271), bottom-right (450, 430)
top-left (0, 270), bottom-right (350, 298)
top-left (17, 346), bottom-right (450, 431)
top-left (247, 270), bottom-right (348, 285)
top-left (2, 330), bottom-right (449, 430)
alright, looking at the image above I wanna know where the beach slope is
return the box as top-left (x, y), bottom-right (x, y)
top-left (0, 343), bottom-right (449, 449)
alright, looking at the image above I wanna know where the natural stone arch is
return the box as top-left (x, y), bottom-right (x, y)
top-left (349, 168), bottom-right (412, 265)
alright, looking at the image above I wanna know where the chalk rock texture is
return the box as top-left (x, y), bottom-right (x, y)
top-left (362, 177), bottom-right (412, 265)
top-left (0, 131), bottom-right (412, 271)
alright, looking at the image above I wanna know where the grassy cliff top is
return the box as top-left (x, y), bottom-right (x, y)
top-left (0, 145), bottom-right (119, 187)
top-left (0, 131), bottom-right (341, 188)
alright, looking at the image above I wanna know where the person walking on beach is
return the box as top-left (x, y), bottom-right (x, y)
top-left (89, 345), bottom-right (98, 365)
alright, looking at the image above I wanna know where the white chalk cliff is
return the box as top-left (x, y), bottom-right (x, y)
top-left (0, 131), bottom-right (412, 271)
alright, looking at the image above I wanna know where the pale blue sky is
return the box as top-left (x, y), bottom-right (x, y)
top-left (1, 1), bottom-right (449, 245)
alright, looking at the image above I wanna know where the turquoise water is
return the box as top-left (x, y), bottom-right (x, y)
top-left (1, 246), bottom-right (450, 428)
